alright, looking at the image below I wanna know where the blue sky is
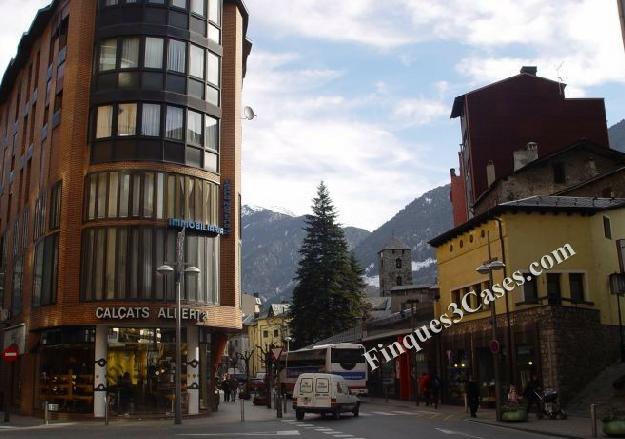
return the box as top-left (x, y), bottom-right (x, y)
top-left (2, 1), bottom-right (625, 230)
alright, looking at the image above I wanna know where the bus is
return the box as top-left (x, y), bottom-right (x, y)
top-left (279, 343), bottom-right (368, 396)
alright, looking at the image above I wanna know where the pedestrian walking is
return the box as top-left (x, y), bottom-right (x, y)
top-left (523, 374), bottom-right (542, 419)
top-left (230, 377), bottom-right (239, 402)
top-left (222, 377), bottom-right (231, 402)
top-left (430, 374), bottom-right (442, 409)
top-left (418, 372), bottom-right (432, 406)
top-left (466, 376), bottom-right (480, 418)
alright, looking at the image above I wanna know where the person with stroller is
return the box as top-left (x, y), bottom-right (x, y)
top-left (523, 374), bottom-right (543, 419)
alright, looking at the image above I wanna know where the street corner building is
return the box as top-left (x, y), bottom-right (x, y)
top-left (0, 0), bottom-right (251, 418)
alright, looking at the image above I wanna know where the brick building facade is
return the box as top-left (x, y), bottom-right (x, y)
top-left (0, 0), bottom-right (251, 418)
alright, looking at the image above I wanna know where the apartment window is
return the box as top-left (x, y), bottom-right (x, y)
top-left (167, 40), bottom-right (186, 73)
top-left (96, 105), bottom-right (114, 138)
top-left (166, 106), bottom-right (184, 140)
top-left (207, 51), bottom-right (220, 86)
top-left (205, 116), bottom-right (218, 150)
top-left (32, 234), bottom-right (59, 307)
top-left (604, 216), bottom-right (612, 239)
top-left (117, 103), bottom-right (137, 136)
top-left (274, 329), bottom-right (279, 338)
top-left (172, 0), bottom-right (187, 9)
top-left (187, 110), bottom-right (203, 146)
top-left (99, 39), bottom-right (117, 71)
top-left (522, 273), bottom-right (538, 303)
top-left (49, 181), bottom-right (62, 230)
top-left (142, 103), bottom-right (161, 136)
top-left (120, 38), bottom-right (140, 69)
top-left (553, 162), bottom-right (566, 184)
top-left (208, 0), bottom-right (221, 24)
top-left (11, 256), bottom-right (24, 316)
top-left (105, 0), bottom-right (119, 5)
top-left (569, 273), bottom-right (585, 304)
top-left (144, 37), bottom-right (164, 69)
top-left (395, 258), bottom-right (402, 269)
top-left (189, 44), bottom-right (205, 79)
top-left (396, 276), bottom-right (402, 286)
top-left (547, 273), bottom-right (561, 305)
top-left (263, 330), bottom-right (268, 338)
top-left (191, 0), bottom-right (205, 16)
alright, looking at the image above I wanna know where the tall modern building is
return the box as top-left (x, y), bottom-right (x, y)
top-left (0, 0), bottom-right (251, 417)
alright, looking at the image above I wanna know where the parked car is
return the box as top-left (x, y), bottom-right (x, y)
top-left (293, 373), bottom-right (360, 420)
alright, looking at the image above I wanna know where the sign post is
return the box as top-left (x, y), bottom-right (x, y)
top-left (2, 344), bottom-right (19, 422)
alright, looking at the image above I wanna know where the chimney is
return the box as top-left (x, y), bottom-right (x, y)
top-left (486, 161), bottom-right (496, 187)
top-left (513, 142), bottom-right (539, 171)
top-left (520, 66), bottom-right (537, 76)
top-left (450, 168), bottom-right (457, 177)
top-left (253, 293), bottom-right (259, 298)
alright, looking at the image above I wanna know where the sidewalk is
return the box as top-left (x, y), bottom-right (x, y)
top-left (364, 397), bottom-right (596, 439)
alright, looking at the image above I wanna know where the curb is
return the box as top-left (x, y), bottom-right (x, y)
top-left (467, 419), bottom-right (588, 439)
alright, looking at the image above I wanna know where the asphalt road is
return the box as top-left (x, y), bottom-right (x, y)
top-left (0, 401), bottom-right (558, 439)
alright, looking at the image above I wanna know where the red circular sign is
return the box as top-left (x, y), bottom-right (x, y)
top-left (2, 344), bottom-right (19, 363)
top-left (490, 340), bottom-right (500, 354)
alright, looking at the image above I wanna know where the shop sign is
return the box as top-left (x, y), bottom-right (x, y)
top-left (3, 324), bottom-right (25, 354)
top-left (167, 218), bottom-right (224, 236)
top-left (222, 180), bottom-right (232, 236)
top-left (95, 307), bottom-right (207, 322)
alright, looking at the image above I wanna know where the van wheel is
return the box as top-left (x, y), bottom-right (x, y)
top-left (296, 409), bottom-right (305, 421)
top-left (333, 408), bottom-right (341, 420)
top-left (353, 402), bottom-right (360, 417)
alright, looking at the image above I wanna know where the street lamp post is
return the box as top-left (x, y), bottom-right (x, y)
top-left (157, 227), bottom-right (201, 425)
top-left (476, 259), bottom-right (506, 422)
top-left (283, 336), bottom-right (292, 413)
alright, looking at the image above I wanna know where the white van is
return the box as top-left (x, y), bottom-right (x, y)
top-left (293, 373), bottom-right (360, 420)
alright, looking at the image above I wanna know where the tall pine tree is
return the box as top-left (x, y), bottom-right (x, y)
top-left (290, 182), bottom-right (369, 348)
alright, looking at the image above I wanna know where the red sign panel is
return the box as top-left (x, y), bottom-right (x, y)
top-left (2, 344), bottom-right (19, 363)
top-left (489, 340), bottom-right (500, 354)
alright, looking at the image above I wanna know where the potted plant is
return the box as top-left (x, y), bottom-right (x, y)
top-left (602, 408), bottom-right (625, 437)
top-left (501, 402), bottom-right (528, 422)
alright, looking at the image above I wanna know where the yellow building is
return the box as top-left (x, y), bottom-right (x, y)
top-left (246, 304), bottom-right (291, 376)
top-left (429, 196), bottom-right (625, 404)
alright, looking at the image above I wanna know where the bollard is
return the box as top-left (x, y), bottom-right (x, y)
top-left (240, 397), bottom-right (245, 422)
top-left (44, 401), bottom-right (49, 425)
top-left (591, 403), bottom-right (597, 438)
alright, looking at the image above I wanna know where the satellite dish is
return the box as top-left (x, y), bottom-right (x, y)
top-left (243, 106), bottom-right (256, 120)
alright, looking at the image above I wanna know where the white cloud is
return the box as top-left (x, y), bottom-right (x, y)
top-left (242, 51), bottom-right (444, 229)
top-left (391, 98), bottom-right (448, 128)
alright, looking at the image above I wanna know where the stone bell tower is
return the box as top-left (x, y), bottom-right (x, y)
top-left (378, 238), bottom-right (412, 297)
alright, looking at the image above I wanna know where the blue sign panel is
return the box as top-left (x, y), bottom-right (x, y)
top-left (168, 218), bottom-right (224, 235)
top-left (332, 372), bottom-right (366, 380)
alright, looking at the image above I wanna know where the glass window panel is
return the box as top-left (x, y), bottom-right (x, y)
top-left (144, 173), bottom-right (154, 218)
top-left (88, 175), bottom-right (97, 219)
top-left (144, 37), bottom-right (164, 69)
top-left (105, 228), bottom-right (117, 299)
top-left (148, 0), bottom-right (165, 3)
top-left (108, 172), bottom-right (119, 218)
top-left (204, 151), bottom-right (218, 173)
top-left (205, 116), bottom-right (218, 151)
top-left (142, 228), bottom-right (153, 297)
top-left (191, 0), bottom-right (205, 16)
top-left (208, 0), bottom-right (220, 24)
top-left (129, 228), bottom-right (139, 298)
top-left (185, 235), bottom-right (198, 301)
top-left (167, 40), bottom-right (186, 73)
top-left (186, 177), bottom-right (194, 219)
top-left (132, 174), bottom-right (141, 216)
top-left (118, 103), bottom-right (137, 136)
top-left (97, 173), bottom-right (107, 219)
top-left (117, 228), bottom-right (127, 298)
top-left (118, 72), bottom-right (139, 88)
top-left (142, 103), bottom-right (161, 136)
top-left (166, 106), bottom-right (184, 140)
top-left (166, 174), bottom-right (175, 218)
top-left (190, 45), bottom-right (205, 79)
top-left (177, 175), bottom-right (185, 218)
top-left (120, 38), bottom-right (140, 69)
top-left (188, 78), bottom-right (204, 100)
top-left (197, 236), bottom-right (205, 302)
top-left (82, 230), bottom-right (94, 300)
top-left (105, 0), bottom-right (119, 5)
top-left (203, 181), bottom-right (210, 223)
top-left (187, 110), bottom-right (203, 146)
top-left (99, 39), bottom-right (117, 72)
top-left (155, 229), bottom-right (165, 299)
top-left (33, 241), bottom-right (44, 307)
top-left (96, 105), bottom-right (113, 138)
top-left (119, 173), bottom-right (130, 217)
top-left (195, 178), bottom-right (203, 221)
top-left (156, 173), bottom-right (165, 219)
top-left (172, 0), bottom-right (187, 8)
top-left (207, 52), bottom-right (219, 86)
top-left (206, 85), bottom-right (219, 107)
top-left (208, 24), bottom-right (220, 44)
top-left (94, 229), bottom-right (105, 300)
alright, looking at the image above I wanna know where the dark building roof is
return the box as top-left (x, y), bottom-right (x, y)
top-left (379, 237), bottom-right (411, 252)
top-left (429, 196), bottom-right (625, 247)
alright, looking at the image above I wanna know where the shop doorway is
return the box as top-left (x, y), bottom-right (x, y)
top-left (106, 327), bottom-right (187, 416)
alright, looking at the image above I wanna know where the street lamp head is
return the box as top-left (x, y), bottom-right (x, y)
top-left (476, 264), bottom-right (490, 274)
top-left (489, 260), bottom-right (506, 271)
top-left (157, 264), bottom-right (174, 274)
top-left (184, 266), bottom-right (201, 275)
top-left (284, 336), bottom-right (292, 342)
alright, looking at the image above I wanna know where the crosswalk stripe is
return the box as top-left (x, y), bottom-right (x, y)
top-left (392, 410), bottom-right (415, 415)
top-left (371, 411), bottom-right (397, 416)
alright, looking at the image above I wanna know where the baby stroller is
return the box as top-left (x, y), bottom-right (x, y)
top-left (534, 388), bottom-right (567, 420)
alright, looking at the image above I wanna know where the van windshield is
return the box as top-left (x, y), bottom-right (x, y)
top-left (315, 378), bottom-right (329, 393)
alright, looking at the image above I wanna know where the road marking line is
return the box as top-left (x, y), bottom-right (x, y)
top-left (435, 428), bottom-right (485, 439)
top-left (371, 411), bottom-right (397, 416)
top-left (358, 412), bottom-right (372, 416)
top-left (392, 410), bottom-right (415, 415)
top-left (315, 428), bottom-right (334, 431)
top-left (443, 414), bottom-right (455, 421)
top-left (332, 435), bottom-right (354, 438)
top-left (416, 410), bottom-right (439, 415)
top-left (178, 431), bottom-right (301, 437)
